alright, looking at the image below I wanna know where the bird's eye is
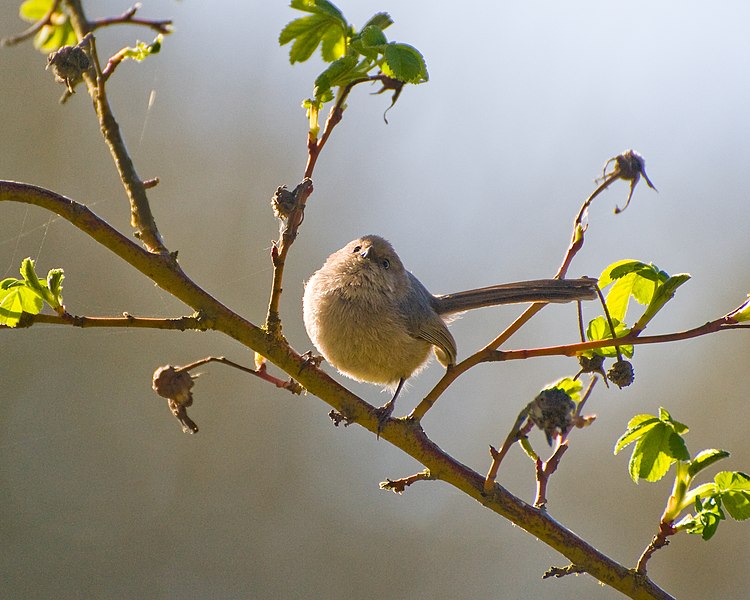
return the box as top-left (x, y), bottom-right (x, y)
top-left (352, 245), bottom-right (361, 253)
top-left (382, 258), bottom-right (390, 269)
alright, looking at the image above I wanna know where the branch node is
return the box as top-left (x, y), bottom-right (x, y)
top-left (542, 563), bottom-right (587, 579)
top-left (379, 470), bottom-right (434, 494)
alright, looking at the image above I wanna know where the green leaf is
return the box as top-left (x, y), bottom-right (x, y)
top-left (280, 14), bottom-right (346, 63)
top-left (683, 496), bottom-right (725, 540)
top-left (615, 408), bottom-right (690, 482)
top-left (550, 377), bottom-right (583, 403)
top-left (715, 471), bottom-right (750, 520)
top-left (351, 24), bottom-right (388, 60)
top-left (599, 260), bottom-right (664, 322)
top-left (0, 281), bottom-right (43, 327)
top-left (46, 268), bottom-right (64, 307)
top-left (20, 0), bottom-right (78, 53)
top-left (362, 12), bottom-right (393, 31)
top-left (658, 407), bottom-right (688, 434)
top-left (20, 257), bottom-right (46, 295)
top-left (605, 273), bottom-right (657, 322)
top-left (614, 414), bottom-right (661, 454)
top-left (126, 35), bottom-right (162, 61)
top-left (635, 273), bottom-right (690, 330)
top-left (605, 260), bottom-right (669, 285)
top-left (19, 0), bottom-right (53, 21)
top-left (320, 25), bottom-right (347, 61)
top-left (688, 449), bottom-right (731, 479)
top-left (382, 43), bottom-right (428, 83)
top-left (313, 51), bottom-right (358, 99)
top-left (586, 315), bottom-right (633, 358)
top-left (281, 1), bottom-right (348, 64)
top-left (628, 428), bottom-right (676, 482)
top-left (290, 0), bottom-right (347, 23)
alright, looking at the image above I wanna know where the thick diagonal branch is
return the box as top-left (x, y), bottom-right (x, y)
top-left (1, 179), bottom-right (673, 599)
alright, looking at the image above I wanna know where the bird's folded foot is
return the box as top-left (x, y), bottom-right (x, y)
top-left (374, 399), bottom-right (396, 438)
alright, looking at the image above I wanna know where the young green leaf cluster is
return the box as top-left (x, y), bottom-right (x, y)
top-left (117, 34), bottom-right (162, 62)
top-left (727, 294), bottom-right (750, 323)
top-left (19, 0), bottom-right (77, 52)
top-left (0, 258), bottom-right (64, 327)
top-left (616, 408), bottom-right (750, 541)
top-left (582, 260), bottom-right (690, 368)
top-left (279, 0), bottom-right (428, 134)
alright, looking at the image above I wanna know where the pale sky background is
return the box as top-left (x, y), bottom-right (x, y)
top-left (1, 2), bottom-right (749, 599)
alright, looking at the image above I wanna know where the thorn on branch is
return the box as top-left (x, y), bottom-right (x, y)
top-left (380, 470), bottom-right (434, 494)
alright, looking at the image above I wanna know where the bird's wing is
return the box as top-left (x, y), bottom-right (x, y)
top-left (414, 317), bottom-right (457, 367)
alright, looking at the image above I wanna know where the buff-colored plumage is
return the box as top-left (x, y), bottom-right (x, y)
top-left (303, 235), bottom-right (455, 390)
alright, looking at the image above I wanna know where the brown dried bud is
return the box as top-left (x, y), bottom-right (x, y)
top-left (578, 353), bottom-right (605, 374)
top-left (527, 388), bottom-right (576, 446)
top-left (152, 365), bottom-right (198, 434)
top-left (602, 149), bottom-right (657, 214)
top-left (608, 359), bottom-right (635, 388)
top-left (46, 44), bottom-right (90, 93)
top-left (271, 186), bottom-right (298, 221)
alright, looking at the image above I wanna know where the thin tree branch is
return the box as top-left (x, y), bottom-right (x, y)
top-left (304, 75), bottom-right (390, 179)
top-left (484, 411), bottom-right (533, 491)
top-left (636, 521), bottom-right (676, 575)
top-left (535, 442), bottom-right (569, 508)
top-left (62, 0), bottom-right (167, 253)
top-left (7, 312), bottom-right (207, 330)
top-left (89, 3), bottom-right (173, 34)
top-left (485, 319), bottom-right (748, 363)
top-left (173, 356), bottom-right (303, 393)
top-left (380, 469), bottom-right (434, 494)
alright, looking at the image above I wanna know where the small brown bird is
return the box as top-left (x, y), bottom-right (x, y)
top-left (303, 235), bottom-right (596, 417)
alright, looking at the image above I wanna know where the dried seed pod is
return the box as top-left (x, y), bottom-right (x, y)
top-left (608, 359), bottom-right (635, 388)
top-left (526, 388), bottom-right (576, 446)
top-left (46, 44), bottom-right (90, 93)
top-left (152, 365), bottom-right (198, 434)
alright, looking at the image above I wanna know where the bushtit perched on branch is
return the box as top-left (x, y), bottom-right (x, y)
top-left (303, 235), bottom-right (597, 418)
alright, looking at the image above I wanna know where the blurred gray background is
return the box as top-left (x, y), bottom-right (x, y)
top-left (1, 1), bottom-right (749, 599)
